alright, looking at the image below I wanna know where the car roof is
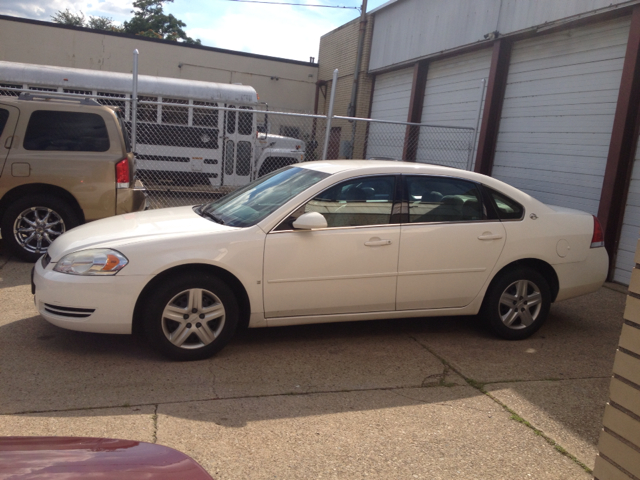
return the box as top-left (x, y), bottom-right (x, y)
top-left (295, 160), bottom-right (545, 207)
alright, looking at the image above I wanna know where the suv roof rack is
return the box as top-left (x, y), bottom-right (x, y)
top-left (18, 92), bottom-right (102, 106)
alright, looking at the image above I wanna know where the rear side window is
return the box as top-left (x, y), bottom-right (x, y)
top-left (405, 176), bottom-right (485, 223)
top-left (487, 187), bottom-right (524, 220)
top-left (24, 111), bottom-right (110, 152)
top-left (0, 108), bottom-right (9, 136)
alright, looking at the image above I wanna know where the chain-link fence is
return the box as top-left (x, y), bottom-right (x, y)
top-left (0, 85), bottom-right (475, 210)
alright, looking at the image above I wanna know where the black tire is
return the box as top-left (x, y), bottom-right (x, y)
top-left (1, 194), bottom-right (80, 262)
top-left (481, 268), bottom-right (551, 340)
top-left (142, 272), bottom-right (239, 361)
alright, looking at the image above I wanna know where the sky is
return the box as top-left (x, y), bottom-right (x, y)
top-left (0, 0), bottom-right (390, 62)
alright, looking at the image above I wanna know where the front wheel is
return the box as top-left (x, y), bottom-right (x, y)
top-left (142, 273), bottom-right (239, 361)
top-left (482, 268), bottom-right (551, 340)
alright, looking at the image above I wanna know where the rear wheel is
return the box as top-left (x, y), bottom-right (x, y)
top-left (1, 194), bottom-right (80, 262)
top-left (142, 273), bottom-right (239, 361)
top-left (482, 268), bottom-right (551, 340)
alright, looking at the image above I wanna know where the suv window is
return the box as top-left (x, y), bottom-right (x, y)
top-left (406, 176), bottom-right (485, 223)
top-left (24, 111), bottom-right (110, 152)
top-left (278, 176), bottom-right (396, 230)
top-left (0, 108), bottom-right (9, 136)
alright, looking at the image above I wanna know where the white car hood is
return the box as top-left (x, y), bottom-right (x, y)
top-left (48, 206), bottom-right (235, 261)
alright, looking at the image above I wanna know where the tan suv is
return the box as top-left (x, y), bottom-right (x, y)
top-left (0, 92), bottom-right (146, 261)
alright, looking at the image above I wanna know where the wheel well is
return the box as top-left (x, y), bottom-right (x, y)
top-left (0, 184), bottom-right (85, 224)
top-left (489, 259), bottom-right (560, 302)
top-left (132, 263), bottom-right (252, 336)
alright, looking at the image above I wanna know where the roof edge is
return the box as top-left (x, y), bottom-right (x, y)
top-left (0, 14), bottom-right (318, 68)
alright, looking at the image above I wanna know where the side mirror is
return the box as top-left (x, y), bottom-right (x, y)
top-left (292, 212), bottom-right (327, 230)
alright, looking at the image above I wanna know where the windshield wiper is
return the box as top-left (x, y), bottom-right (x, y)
top-left (201, 209), bottom-right (226, 225)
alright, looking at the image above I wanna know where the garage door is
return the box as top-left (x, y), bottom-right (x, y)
top-left (417, 48), bottom-right (492, 169)
top-left (367, 68), bottom-right (414, 160)
top-left (614, 137), bottom-right (640, 284)
top-left (492, 16), bottom-right (630, 215)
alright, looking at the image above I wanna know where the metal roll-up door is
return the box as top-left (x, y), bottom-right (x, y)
top-left (417, 48), bottom-right (492, 169)
top-left (492, 16), bottom-right (630, 215)
top-left (367, 68), bottom-right (414, 160)
top-left (614, 138), bottom-right (640, 284)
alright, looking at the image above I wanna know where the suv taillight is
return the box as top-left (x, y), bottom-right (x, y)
top-left (591, 215), bottom-right (604, 248)
top-left (116, 158), bottom-right (130, 189)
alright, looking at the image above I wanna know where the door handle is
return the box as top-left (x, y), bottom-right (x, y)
top-left (478, 233), bottom-right (503, 241)
top-left (365, 238), bottom-right (392, 246)
top-left (4, 136), bottom-right (13, 149)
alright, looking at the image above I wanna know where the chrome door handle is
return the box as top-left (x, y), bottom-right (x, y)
top-left (478, 233), bottom-right (503, 240)
top-left (365, 238), bottom-right (392, 246)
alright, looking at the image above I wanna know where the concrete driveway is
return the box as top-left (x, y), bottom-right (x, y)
top-left (0, 240), bottom-right (625, 479)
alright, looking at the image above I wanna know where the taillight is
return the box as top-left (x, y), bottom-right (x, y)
top-left (591, 215), bottom-right (604, 248)
top-left (116, 158), bottom-right (130, 189)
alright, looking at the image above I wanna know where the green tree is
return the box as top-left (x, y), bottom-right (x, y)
top-left (123, 0), bottom-right (200, 44)
top-left (87, 16), bottom-right (123, 32)
top-left (50, 9), bottom-right (86, 27)
top-left (50, 1), bottom-right (199, 43)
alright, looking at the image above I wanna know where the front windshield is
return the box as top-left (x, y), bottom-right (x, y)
top-left (201, 167), bottom-right (330, 227)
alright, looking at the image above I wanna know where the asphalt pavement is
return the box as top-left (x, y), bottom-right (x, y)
top-left (0, 240), bottom-right (626, 479)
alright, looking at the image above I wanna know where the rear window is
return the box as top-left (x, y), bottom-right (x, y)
top-left (487, 187), bottom-right (524, 220)
top-left (24, 110), bottom-right (110, 152)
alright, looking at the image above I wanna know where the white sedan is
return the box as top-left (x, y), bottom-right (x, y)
top-left (33, 161), bottom-right (608, 361)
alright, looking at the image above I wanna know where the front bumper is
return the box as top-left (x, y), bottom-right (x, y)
top-left (33, 259), bottom-right (151, 334)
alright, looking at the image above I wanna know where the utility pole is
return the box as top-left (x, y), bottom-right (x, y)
top-left (347, 0), bottom-right (368, 119)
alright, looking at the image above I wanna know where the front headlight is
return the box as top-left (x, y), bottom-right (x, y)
top-left (54, 249), bottom-right (128, 276)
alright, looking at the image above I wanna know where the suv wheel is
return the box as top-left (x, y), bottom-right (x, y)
top-left (1, 194), bottom-right (80, 262)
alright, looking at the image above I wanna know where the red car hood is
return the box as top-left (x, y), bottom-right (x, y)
top-left (0, 437), bottom-right (213, 479)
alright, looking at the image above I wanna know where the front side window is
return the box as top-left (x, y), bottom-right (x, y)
top-left (277, 175), bottom-right (396, 230)
top-left (200, 167), bottom-right (329, 228)
top-left (406, 176), bottom-right (485, 223)
top-left (24, 111), bottom-right (110, 152)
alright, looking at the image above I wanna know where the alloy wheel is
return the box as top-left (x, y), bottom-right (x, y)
top-left (13, 207), bottom-right (65, 254)
top-left (161, 288), bottom-right (226, 350)
top-left (498, 279), bottom-right (543, 330)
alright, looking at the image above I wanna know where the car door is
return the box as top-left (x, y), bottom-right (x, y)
top-left (396, 175), bottom-right (506, 310)
top-left (263, 175), bottom-right (400, 318)
top-left (0, 104), bottom-right (19, 175)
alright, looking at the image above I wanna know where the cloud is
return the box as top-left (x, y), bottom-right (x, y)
top-left (181, 0), bottom-right (362, 61)
top-left (0, 0), bottom-right (131, 22)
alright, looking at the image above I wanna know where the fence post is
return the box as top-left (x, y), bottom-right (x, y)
top-left (322, 69), bottom-right (339, 160)
top-left (131, 49), bottom-right (139, 152)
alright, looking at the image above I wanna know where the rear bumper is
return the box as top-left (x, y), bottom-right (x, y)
top-left (116, 179), bottom-right (147, 214)
top-left (554, 247), bottom-right (609, 302)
